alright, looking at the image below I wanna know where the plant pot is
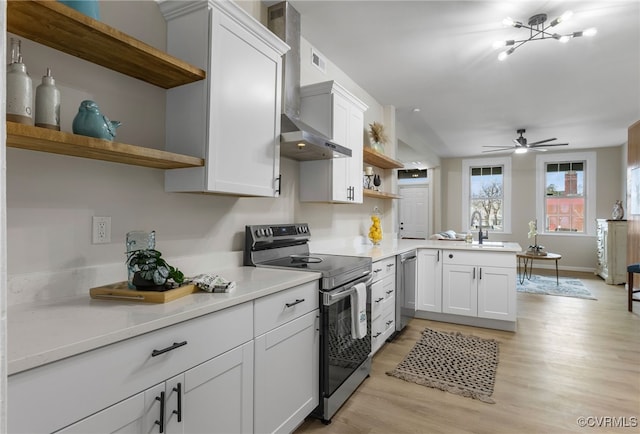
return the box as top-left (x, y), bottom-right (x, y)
top-left (132, 272), bottom-right (167, 292)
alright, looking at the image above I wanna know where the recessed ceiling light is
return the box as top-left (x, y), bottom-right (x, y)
top-left (412, 108), bottom-right (421, 113)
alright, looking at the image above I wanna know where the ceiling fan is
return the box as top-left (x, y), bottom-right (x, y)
top-left (482, 129), bottom-right (569, 154)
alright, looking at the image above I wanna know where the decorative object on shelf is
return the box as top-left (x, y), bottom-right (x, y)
top-left (373, 174), bottom-right (382, 191)
top-left (6, 37), bottom-right (33, 125)
top-left (58, 0), bottom-right (100, 20)
top-left (368, 206), bottom-right (383, 245)
top-left (72, 100), bottom-right (121, 140)
top-left (494, 11), bottom-right (596, 61)
top-left (35, 68), bottom-right (61, 131)
top-left (125, 248), bottom-right (184, 292)
top-left (368, 121), bottom-right (388, 154)
top-left (364, 166), bottom-right (374, 189)
top-left (611, 200), bottom-right (624, 220)
top-left (526, 219), bottom-right (547, 256)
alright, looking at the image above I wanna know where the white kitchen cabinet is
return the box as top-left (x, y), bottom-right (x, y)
top-left (416, 249), bottom-right (442, 313)
top-left (442, 250), bottom-right (516, 321)
top-left (159, 0), bottom-right (289, 196)
top-left (370, 257), bottom-right (396, 354)
top-left (9, 303), bottom-right (254, 434)
top-left (596, 219), bottom-right (628, 284)
top-left (298, 80), bottom-right (368, 203)
top-left (254, 282), bottom-right (319, 434)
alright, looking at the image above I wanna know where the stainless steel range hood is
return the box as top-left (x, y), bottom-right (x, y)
top-left (268, 1), bottom-right (351, 160)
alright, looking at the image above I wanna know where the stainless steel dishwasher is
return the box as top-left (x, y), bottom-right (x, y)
top-left (394, 250), bottom-right (417, 334)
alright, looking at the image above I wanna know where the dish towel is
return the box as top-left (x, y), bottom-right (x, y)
top-left (350, 282), bottom-right (367, 339)
top-left (191, 274), bottom-right (236, 293)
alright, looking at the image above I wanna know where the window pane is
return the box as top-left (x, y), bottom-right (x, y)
top-left (470, 165), bottom-right (504, 231)
top-left (544, 160), bottom-right (585, 234)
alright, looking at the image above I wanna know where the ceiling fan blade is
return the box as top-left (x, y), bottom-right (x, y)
top-left (529, 143), bottom-right (568, 148)
top-left (482, 148), bottom-right (512, 153)
top-left (527, 138), bottom-right (557, 146)
top-left (483, 146), bottom-right (514, 148)
top-left (513, 139), bottom-right (521, 146)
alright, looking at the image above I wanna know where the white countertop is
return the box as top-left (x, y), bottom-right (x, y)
top-left (8, 266), bottom-right (320, 375)
top-left (313, 238), bottom-right (522, 261)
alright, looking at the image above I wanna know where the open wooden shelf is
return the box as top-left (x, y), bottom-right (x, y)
top-left (6, 122), bottom-right (204, 170)
top-left (7, 0), bottom-right (206, 89)
top-left (363, 147), bottom-right (404, 169)
top-left (363, 189), bottom-right (402, 200)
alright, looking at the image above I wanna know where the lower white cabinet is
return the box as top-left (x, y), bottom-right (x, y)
top-left (253, 281), bottom-right (319, 434)
top-left (442, 250), bottom-right (516, 321)
top-left (57, 343), bottom-right (254, 434)
top-left (9, 281), bottom-right (320, 434)
top-left (416, 249), bottom-right (442, 313)
top-left (370, 257), bottom-right (396, 355)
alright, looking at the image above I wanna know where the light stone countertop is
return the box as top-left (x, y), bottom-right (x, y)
top-left (312, 238), bottom-right (523, 261)
top-left (8, 266), bottom-right (320, 375)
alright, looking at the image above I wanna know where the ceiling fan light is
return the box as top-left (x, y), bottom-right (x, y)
top-left (498, 51), bottom-right (508, 61)
top-left (583, 27), bottom-right (597, 37)
top-left (558, 35), bottom-right (571, 43)
top-left (502, 17), bottom-right (514, 26)
top-left (551, 10), bottom-right (573, 27)
top-left (515, 148), bottom-right (528, 154)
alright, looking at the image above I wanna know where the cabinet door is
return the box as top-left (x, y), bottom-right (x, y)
top-left (254, 310), bottom-right (319, 434)
top-left (179, 341), bottom-right (254, 434)
top-left (442, 264), bottom-right (477, 317)
top-left (331, 93), bottom-right (351, 202)
top-left (57, 385), bottom-right (164, 434)
top-left (208, 8), bottom-right (281, 196)
top-left (477, 266), bottom-right (516, 321)
top-left (416, 249), bottom-right (442, 313)
top-left (347, 103), bottom-right (364, 203)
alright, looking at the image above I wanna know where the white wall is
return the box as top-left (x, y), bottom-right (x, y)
top-left (6, 0), bottom-right (397, 305)
top-left (439, 146), bottom-right (625, 271)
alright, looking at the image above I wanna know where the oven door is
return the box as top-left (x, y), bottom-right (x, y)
top-left (320, 275), bottom-right (372, 399)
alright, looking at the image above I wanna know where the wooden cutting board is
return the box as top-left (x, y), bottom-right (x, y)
top-left (90, 281), bottom-right (200, 303)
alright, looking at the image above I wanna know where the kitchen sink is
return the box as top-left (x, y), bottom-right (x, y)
top-left (471, 241), bottom-right (505, 248)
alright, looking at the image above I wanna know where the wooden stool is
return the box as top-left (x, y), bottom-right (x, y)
top-left (627, 264), bottom-right (640, 312)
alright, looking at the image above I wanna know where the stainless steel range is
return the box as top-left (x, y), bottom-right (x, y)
top-left (244, 223), bottom-right (372, 424)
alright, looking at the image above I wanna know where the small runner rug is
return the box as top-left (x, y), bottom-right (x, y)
top-left (517, 275), bottom-right (596, 300)
top-left (386, 328), bottom-right (499, 404)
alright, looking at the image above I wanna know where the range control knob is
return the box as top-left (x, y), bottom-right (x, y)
top-left (267, 228), bottom-right (273, 236)
top-left (255, 229), bottom-right (262, 238)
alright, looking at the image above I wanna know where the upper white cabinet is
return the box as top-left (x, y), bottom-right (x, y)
top-left (298, 81), bottom-right (368, 203)
top-left (596, 219), bottom-right (628, 285)
top-left (159, 0), bottom-right (289, 196)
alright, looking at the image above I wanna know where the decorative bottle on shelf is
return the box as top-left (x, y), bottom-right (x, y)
top-left (35, 68), bottom-right (61, 131)
top-left (368, 207), bottom-right (383, 245)
top-left (6, 38), bottom-right (33, 125)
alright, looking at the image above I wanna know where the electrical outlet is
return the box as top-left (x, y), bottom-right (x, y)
top-left (92, 216), bottom-right (111, 244)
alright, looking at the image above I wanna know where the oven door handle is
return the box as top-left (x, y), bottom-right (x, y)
top-left (327, 274), bottom-right (373, 304)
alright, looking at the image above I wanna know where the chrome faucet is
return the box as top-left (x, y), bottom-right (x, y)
top-left (470, 211), bottom-right (488, 244)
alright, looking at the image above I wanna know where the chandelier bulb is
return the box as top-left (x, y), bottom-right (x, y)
top-left (583, 27), bottom-right (597, 37)
top-left (558, 35), bottom-right (571, 43)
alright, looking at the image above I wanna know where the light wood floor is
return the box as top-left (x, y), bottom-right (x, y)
top-left (295, 271), bottom-right (640, 434)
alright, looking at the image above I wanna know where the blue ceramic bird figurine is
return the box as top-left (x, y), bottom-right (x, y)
top-left (72, 100), bottom-right (121, 141)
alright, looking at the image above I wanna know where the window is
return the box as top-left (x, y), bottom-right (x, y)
top-left (462, 157), bottom-right (511, 233)
top-left (536, 152), bottom-right (596, 236)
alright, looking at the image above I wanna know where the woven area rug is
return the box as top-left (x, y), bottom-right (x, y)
top-left (386, 328), bottom-right (499, 404)
top-left (517, 274), bottom-right (596, 300)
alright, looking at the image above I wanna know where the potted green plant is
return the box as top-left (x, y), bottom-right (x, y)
top-left (125, 249), bottom-right (185, 291)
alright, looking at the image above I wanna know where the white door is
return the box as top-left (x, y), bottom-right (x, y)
top-left (399, 186), bottom-right (429, 239)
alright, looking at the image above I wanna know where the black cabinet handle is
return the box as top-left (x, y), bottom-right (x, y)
top-left (155, 391), bottom-right (165, 433)
top-left (375, 297), bottom-right (384, 303)
top-left (385, 290), bottom-right (393, 295)
top-left (173, 382), bottom-right (182, 422)
top-left (437, 250), bottom-right (440, 262)
top-left (473, 268), bottom-right (476, 279)
top-left (373, 332), bottom-right (382, 338)
top-left (276, 174), bottom-right (282, 195)
top-left (448, 253), bottom-right (453, 259)
top-left (285, 298), bottom-right (305, 308)
top-left (152, 341), bottom-right (187, 357)
top-left (386, 320), bottom-right (393, 326)
top-left (479, 268), bottom-right (482, 280)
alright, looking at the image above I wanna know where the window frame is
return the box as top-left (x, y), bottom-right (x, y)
top-left (536, 151), bottom-right (596, 236)
top-left (461, 157), bottom-right (512, 234)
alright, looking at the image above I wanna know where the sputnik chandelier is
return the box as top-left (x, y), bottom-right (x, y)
top-left (493, 11), bottom-right (597, 60)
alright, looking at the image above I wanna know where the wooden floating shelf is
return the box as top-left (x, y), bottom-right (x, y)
top-left (6, 122), bottom-right (204, 170)
top-left (7, 0), bottom-right (206, 89)
top-left (363, 147), bottom-right (404, 169)
top-left (363, 189), bottom-right (402, 200)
